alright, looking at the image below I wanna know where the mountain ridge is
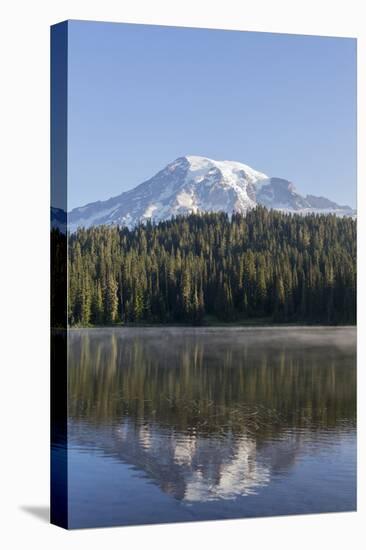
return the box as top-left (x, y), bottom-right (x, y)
top-left (66, 155), bottom-right (355, 231)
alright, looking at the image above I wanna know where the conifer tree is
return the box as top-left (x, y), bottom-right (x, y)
top-left (104, 274), bottom-right (118, 323)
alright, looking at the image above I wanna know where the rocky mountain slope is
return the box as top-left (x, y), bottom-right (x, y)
top-left (66, 155), bottom-right (355, 231)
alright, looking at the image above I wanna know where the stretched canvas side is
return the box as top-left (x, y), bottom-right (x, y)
top-left (50, 20), bottom-right (68, 530)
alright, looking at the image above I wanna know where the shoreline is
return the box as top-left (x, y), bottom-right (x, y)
top-left (67, 323), bottom-right (356, 330)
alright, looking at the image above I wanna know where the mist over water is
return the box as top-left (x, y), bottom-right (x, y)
top-left (66, 327), bottom-right (356, 528)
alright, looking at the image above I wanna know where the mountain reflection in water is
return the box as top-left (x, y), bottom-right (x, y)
top-left (66, 327), bottom-right (356, 526)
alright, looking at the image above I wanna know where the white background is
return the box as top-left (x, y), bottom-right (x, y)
top-left (0, 1), bottom-right (365, 548)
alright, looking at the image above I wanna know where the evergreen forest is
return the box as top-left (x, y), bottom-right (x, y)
top-left (58, 207), bottom-right (356, 326)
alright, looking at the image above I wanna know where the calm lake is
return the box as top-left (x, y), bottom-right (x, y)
top-left (65, 327), bottom-right (356, 528)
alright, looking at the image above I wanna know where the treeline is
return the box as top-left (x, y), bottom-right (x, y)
top-left (65, 207), bottom-right (356, 326)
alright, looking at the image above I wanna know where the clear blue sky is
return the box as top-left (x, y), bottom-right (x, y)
top-left (67, 20), bottom-right (356, 210)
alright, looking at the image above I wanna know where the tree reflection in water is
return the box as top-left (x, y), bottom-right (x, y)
top-left (67, 327), bottom-right (356, 502)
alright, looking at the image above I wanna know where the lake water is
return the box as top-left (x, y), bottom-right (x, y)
top-left (64, 327), bottom-right (356, 528)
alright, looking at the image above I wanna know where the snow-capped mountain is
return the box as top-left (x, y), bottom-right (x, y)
top-left (67, 155), bottom-right (355, 231)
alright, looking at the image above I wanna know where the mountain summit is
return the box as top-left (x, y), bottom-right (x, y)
top-left (68, 155), bottom-right (355, 231)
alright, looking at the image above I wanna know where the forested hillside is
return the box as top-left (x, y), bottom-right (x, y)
top-left (63, 207), bottom-right (356, 326)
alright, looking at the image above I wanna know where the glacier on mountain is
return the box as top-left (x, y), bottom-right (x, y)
top-left (67, 155), bottom-right (355, 232)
